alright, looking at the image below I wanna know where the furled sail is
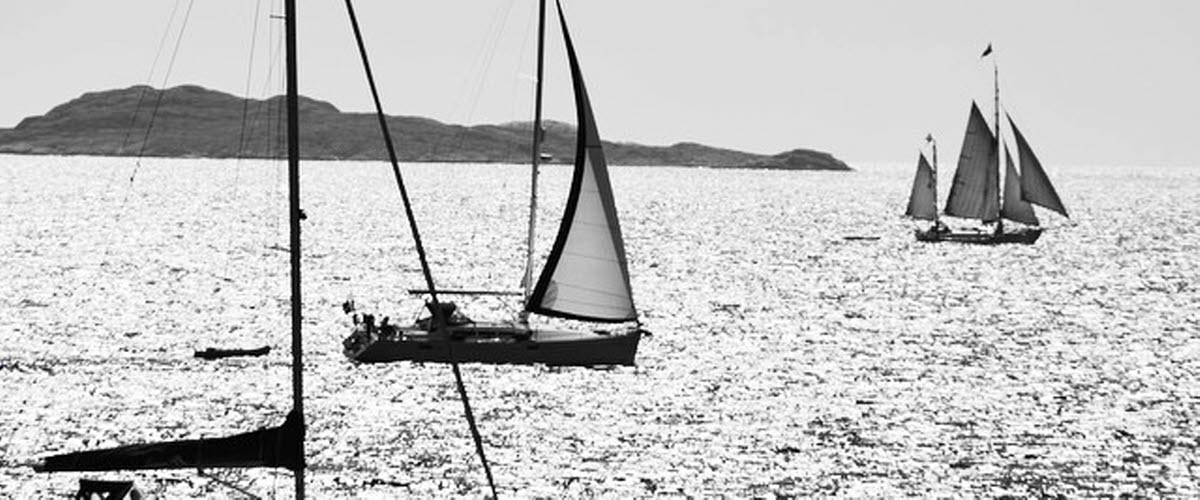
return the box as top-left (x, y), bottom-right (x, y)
top-left (1008, 113), bottom-right (1068, 218)
top-left (527, 1), bottom-right (637, 323)
top-left (35, 410), bottom-right (304, 472)
top-left (905, 153), bottom-right (938, 221)
top-left (1000, 143), bottom-right (1039, 226)
top-left (944, 102), bottom-right (1000, 222)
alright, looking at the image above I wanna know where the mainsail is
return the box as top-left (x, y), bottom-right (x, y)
top-left (1000, 143), bottom-right (1039, 226)
top-left (527, 1), bottom-right (637, 323)
top-left (1008, 113), bottom-right (1068, 218)
top-left (905, 153), bottom-right (937, 221)
top-left (944, 102), bottom-right (1000, 222)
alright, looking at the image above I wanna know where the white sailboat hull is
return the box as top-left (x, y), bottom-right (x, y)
top-left (344, 322), bottom-right (641, 366)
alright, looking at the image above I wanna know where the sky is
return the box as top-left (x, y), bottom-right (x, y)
top-left (1, 0), bottom-right (1197, 166)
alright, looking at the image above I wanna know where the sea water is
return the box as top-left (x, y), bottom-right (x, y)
top-left (1, 155), bottom-right (1197, 497)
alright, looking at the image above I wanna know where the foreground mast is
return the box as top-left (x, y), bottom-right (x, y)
top-left (284, 0), bottom-right (305, 496)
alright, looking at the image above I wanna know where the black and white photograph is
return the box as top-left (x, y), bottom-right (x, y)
top-left (1, 0), bottom-right (1197, 497)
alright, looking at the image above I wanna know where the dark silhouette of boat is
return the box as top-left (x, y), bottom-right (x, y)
top-left (194, 345), bottom-right (271, 360)
top-left (906, 45), bottom-right (1068, 245)
top-left (345, 0), bottom-right (644, 367)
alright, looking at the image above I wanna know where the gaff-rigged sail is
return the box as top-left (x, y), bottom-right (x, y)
top-left (526, 0), bottom-right (636, 323)
top-left (1008, 113), bottom-right (1068, 218)
top-left (944, 102), bottom-right (1000, 222)
top-left (36, 409), bottom-right (304, 472)
top-left (905, 153), bottom-right (937, 221)
top-left (1000, 143), bottom-right (1039, 226)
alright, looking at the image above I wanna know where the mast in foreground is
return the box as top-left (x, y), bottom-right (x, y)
top-left (284, 0), bottom-right (305, 496)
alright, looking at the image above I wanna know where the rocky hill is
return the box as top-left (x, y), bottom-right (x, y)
top-left (0, 85), bottom-right (851, 170)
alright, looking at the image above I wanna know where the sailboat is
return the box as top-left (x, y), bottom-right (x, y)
top-left (344, 0), bottom-right (644, 367)
top-left (907, 49), bottom-right (1069, 245)
top-left (34, 2), bottom-right (506, 497)
top-left (33, 0), bottom-right (308, 495)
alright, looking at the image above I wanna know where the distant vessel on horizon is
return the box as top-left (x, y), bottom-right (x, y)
top-left (906, 46), bottom-right (1069, 245)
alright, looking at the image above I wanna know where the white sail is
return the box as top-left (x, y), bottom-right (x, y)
top-left (527, 1), bottom-right (636, 323)
top-left (905, 153), bottom-right (937, 221)
top-left (944, 102), bottom-right (1000, 222)
top-left (1008, 113), bottom-right (1068, 218)
top-left (1000, 143), bottom-right (1039, 226)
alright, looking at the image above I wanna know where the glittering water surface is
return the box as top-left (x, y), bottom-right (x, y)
top-left (2, 155), bottom-right (1198, 498)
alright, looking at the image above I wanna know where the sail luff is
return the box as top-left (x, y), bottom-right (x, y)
top-left (527, 0), bottom-right (637, 323)
top-left (1000, 142), bottom-right (1039, 226)
top-left (944, 102), bottom-right (1000, 221)
top-left (1008, 113), bottom-right (1068, 217)
top-left (905, 153), bottom-right (938, 221)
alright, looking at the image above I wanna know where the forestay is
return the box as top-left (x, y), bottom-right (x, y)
top-left (905, 153), bottom-right (937, 221)
top-left (1000, 143), bottom-right (1039, 226)
top-left (527, 1), bottom-right (637, 323)
top-left (1009, 114), bottom-right (1068, 218)
top-left (945, 102), bottom-right (1000, 222)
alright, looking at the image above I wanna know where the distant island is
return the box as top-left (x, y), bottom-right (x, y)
top-left (0, 85), bottom-right (851, 171)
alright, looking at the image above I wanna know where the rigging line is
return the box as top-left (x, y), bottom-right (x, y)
top-left (342, 2), bottom-right (497, 498)
top-left (128, 0), bottom-right (198, 185)
top-left (117, 0), bottom-right (185, 158)
top-left (431, 0), bottom-right (517, 161)
top-left (244, 1), bottom-right (285, 159)
top-left (97, 0), bottom-right (189, 273)
top-left (198, 468), bottom-right (264, 499)
top-left (236, 0), bottom-right (266, 161)
top-left (449, 358), bottom-right (499, 498)
top-left (210, 0), bottom-right (267, 295)
top-left (448, 0), bottom-right (518, 124)
top-left (512, 3), bottom-right (537, 124)
top-left (461, 0), bottom-right (519, 125)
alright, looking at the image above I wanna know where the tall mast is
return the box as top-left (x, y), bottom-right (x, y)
top-left (930, 136), bottom-right (939, 225)
top-left (521, 0), bottom-right (547, 318)
top-left (993, 54), bottom-right (1003, 227)
top-left (283, 0), bottom-right (305, 497)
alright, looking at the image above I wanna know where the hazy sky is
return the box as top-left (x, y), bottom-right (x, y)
top-left (1, 1), bottom-right (1197, 165)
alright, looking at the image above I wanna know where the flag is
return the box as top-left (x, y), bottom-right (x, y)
top-left (980, 43), bottom-right (993, 58)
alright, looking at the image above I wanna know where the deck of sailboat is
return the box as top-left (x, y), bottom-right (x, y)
top-left (345, 322), bottom-right (641, 366)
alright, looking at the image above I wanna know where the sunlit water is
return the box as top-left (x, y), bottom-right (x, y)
top-left (1, 155), bottom-right (1197, 498)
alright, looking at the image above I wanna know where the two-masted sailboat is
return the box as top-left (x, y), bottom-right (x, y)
top-left (907, 48), bottom-right (1069, 244)
top-left (344, 0), bottom-right (644, 367)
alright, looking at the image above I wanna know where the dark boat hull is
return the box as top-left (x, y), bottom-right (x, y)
top-left (915, 227), bottom-right (1042, 245)
top-left (194, 346), bottom-right (271, 360)
top-left (344, 322), bottom-right (641, 366)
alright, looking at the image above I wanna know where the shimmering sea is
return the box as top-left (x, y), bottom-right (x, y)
top-left (1, 155), bottom-right (1198, 498)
